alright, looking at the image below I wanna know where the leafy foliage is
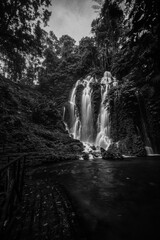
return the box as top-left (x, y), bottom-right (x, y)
top-left (91, 0), bottom-right (123, 71)
top-left (0, 0), bottom-right (51, 82)
top-left (37, 34), bottom-right (100, 107)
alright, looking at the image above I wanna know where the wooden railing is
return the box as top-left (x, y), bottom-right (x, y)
top-left (0, 142), bottom-right (29, 154)
top-left (0, 154), bottom-right (26, 234)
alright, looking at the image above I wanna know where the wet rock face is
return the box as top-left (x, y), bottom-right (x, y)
top-left (75, 84), bottom-right (84, 120)
top-left (141, 85), bottom-right (160, 153)
top-left (108, 83), bottom-right (148, 156)
top-left (118, 135), bottom-right (147, 157)
top-left (132, 135), bottom-right (147, 157)
top-left (101, 144), bottom-right (123, 160)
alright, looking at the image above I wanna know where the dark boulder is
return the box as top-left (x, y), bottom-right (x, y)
top-left (82, 152), bottom-right (89, 160)
top-left (101, 143), bottom-right (123, 160)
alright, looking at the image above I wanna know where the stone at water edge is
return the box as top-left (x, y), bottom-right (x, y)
top-left (101, 148), bottom-right (114, 159)
top-left (84, 153), bottom-right (90, 160)
top-left (101, 144), bottom-right (123, 160)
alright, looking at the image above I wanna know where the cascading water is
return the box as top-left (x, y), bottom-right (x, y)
top-left (68, 80), bottom-right (81, 140)
top-left (64, 72), bottom-right (113, 150)
top-left (95, 72), bottom-right (112, 150)
top-left (81, 77), bottom-right (94, 143)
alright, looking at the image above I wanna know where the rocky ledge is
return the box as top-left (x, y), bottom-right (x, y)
top-left (101, 143), bottom-right (123, 160)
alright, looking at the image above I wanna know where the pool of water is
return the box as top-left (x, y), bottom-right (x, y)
top-left (37, 157), bottom-right (160, 239)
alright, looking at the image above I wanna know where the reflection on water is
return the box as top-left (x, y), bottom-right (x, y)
top-left (50, 158), bottom-right (160, 240)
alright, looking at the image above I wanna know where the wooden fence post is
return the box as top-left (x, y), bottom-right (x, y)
top-left (0, 154), bottom-right (27, 234)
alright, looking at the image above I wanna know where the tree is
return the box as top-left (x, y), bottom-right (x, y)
top-left (0, 0), bottom-right (52, 81)
top-left (111, 0), bottom-right (160, 84)
top-left (78, 37), bottom-right (98, 74)
top-left (58, 35), bottom-right (76, 59)
top-left (91, 0), bottom-right (123, 71)
top-left (7, 51), bottom-right (26, 82)
top-left (126, 0), bottom-right (160, 81)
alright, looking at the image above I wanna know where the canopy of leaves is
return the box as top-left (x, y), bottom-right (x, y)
top-left (0, 0), bottom-right (51, 56)
top-left (0, 0), bottom-right (51, 81)
top-left (111, 0), bottom-right (160, 84)
top-left (91, 0), bottom-right (123, 71)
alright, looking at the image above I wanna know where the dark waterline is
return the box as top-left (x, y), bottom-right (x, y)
top-left (36, 157), bottom-right (160, 239)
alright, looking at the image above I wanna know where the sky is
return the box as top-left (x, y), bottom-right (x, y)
top-left (46, 0), bottom-right (98, 43)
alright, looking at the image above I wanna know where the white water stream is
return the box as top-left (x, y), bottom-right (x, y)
top-left (64, 72), bottom-right (113, 150)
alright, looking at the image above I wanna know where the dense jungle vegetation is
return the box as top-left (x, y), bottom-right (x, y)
top-left (0, 0), bottom-right (160, 155)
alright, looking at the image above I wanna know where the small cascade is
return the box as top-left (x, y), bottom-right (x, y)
top-left (136, 91), bottom-right (154, 155)
top-left (63, 106), bottom-right (70, 133)
top-left (64, 71), bottom-right (114, 151)
top-left (145, 146), bottom-right (154, 155)
top-left (68, 80), bottom-right (81, 140)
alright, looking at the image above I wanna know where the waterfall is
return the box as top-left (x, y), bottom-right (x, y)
top-left (64, 72), bottom-right (113, 150)
top-left (64, 72), bottom-right (157, 156)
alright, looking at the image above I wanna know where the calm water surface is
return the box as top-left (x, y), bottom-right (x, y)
top-left (43, 157), bottom-right (160, 240)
